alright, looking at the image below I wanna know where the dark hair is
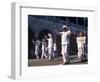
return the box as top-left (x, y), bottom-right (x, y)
top-left (63, 27), bottom-right (68, 31)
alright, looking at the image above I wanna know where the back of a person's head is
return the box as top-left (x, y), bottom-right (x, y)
top-left (62, 25), bottom-right (69, 32)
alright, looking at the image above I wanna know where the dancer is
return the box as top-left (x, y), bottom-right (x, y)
top-left (53, 41), bottom-right (57, 58)
top-left (32, 39), bottom-right (41, 59)
top-left (41, 39), bottom-right (47, 58)
top-left (77, 32), bottom-right (86, 61)
top-left (55, 25), bottom-right (71, 64)
top-left (45, 33), bottom-right (53, 61)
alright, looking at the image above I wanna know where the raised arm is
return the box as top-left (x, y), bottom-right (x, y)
top-left (67, 28), bottom-right (71, 35)
top-left (67, 30), bottom-right (71, 35)
top-left (44, 35), bottom-right (48, 40)
top-left (55, 29), bottom-right (62, 35)
top-left (32, 39), bottom-right (35, 44)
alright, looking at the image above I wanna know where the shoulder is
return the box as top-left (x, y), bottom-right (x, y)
top-left (84, 36), bottom-right (86, 39)
top-left (60, 32), bottom-right (63, 34)
top-left (67, 30), bottom-right (71, 33)
top-left (77, 37), bottom-right (80, 40)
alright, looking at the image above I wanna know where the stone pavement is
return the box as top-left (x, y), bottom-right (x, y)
top-left (28, 55), bottom-right (88, 66)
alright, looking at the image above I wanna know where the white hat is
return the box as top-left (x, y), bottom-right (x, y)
top-left (48, 33), bottom-right (52, 37)
top-left (48, 33), bottom-right (51, 36)
top-left (62, 25), bottom-right (70, 30)
top-left (62, 25), bottom-right (67, 28)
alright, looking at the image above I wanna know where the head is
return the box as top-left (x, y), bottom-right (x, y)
top-left (48, 33), bottom-right (52, 38)
top-left (36, 39), bottom-right (40, 42)
top-left (62, 25), bottom-right (69, 32)
top-left (79, 32), bottom-right (83, 37)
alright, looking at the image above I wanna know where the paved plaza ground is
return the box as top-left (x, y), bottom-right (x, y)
top-left (28, 55), bottom-right (88, 66)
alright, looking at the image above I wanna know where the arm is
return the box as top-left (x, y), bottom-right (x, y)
top-left (55, 29), bottom-right (62, 35)
top-left (32, 39), bottom-right (35, 44)
top-left (44, 35), bottom-right (48, 40)
top-left (83, 37), bottom-right (86, 44)
top-left (67, 30), bottom-right (71, 35)
top-left (67, 28), bottom-right (71, 35)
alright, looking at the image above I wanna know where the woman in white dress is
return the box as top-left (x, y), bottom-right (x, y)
top-left (77, 32), bottom-right (86, 61)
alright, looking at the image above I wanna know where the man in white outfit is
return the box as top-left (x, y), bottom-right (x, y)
top-left (55, 25), bottom-right (71, 64)
top-left (41, 39), bottom-right (47, 59)
top-left (45, 33), bottom-right (53, 61)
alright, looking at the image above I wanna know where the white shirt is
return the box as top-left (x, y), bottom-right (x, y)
top-left (42, 42), bottom-right (46, 50)
top-left (77, 36), bottom-right (86, 47)
top-left (60, 31), bottom-right (71, 45)
top-left (53, 43), bottom-right (56, 51)
top-left (47, 38), bottom-right (53, 48)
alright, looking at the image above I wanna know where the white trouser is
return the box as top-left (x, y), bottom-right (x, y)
top-left (35, 48), bottom-right (39, 59)
top-left (61, 44), bottom-right (68, 63)
top-left (41, 49), bottom-right (47, 58)
top-left (78, 45), bottom-right (84, 59)
top-left (48, 47), bottom-right (53, 60)
top-left (53, 50), bottom-right (56, 57)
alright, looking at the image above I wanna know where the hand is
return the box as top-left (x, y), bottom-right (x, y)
top-left (32, 40), bottom-right (35, 43)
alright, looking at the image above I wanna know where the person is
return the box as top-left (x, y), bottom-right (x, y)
top-left (32, 39), bottom-right (41, 59)
top-left (41, 39), bottom-right (47, 59)
top-left (77, 32), bottom-right (86, 61)
top-left (55, 25), bottom-right (71, 64)
top-left (45, 33), bottom-right (53, 61)
top-left (53, 42), bottom-right (57, 58)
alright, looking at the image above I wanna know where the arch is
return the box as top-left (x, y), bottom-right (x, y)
top-left (39, 29), bottom-right (53, 41)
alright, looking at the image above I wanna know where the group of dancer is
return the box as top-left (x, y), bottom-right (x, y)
top-left (32, 33), bottom-right (56, 61)
top-left (32, 25), bottom-right (87, 65)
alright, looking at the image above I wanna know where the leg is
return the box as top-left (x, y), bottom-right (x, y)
top-left (52, 50), bottom-right (55, 58)
top-left (48, 48), bottom-right (51, 60)
top-left (41, 50), bottom-right (44, 58)
top-left (65, 45), bottom-right (69, 63)
top-left (35, 49), bottom-right (39, 59)
top-left (81, 46), bottom-right (85, 61)
top-left (48, 48), bottom-right (53, 61)
top-left (78, 47), bottom-right (81, 59)
top-left (44, 53), bottom-right (47, 58)
top-left (78, 46), bottom-right (83, 62)
top-left (36, 53), bottom-right (39, 59)
top-left (62, 45), bottom-right (66, 64)
top-left (43, 50), bottom-right (47, 58)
